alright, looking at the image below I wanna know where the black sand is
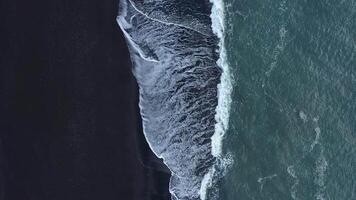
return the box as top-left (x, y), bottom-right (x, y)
top-left (0, 0), bottom-right (170, 199)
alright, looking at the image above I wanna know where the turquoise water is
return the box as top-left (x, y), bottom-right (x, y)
top-left (221, 0), bottom-right (356, 199)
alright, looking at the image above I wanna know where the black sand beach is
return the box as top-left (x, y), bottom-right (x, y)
top-left (0, 0), bottom-right (170, 199)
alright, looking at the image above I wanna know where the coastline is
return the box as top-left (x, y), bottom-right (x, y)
top-left (117, 0), bottom-right (230, 199)
top-left (0, 0), bottom-right (171, 199)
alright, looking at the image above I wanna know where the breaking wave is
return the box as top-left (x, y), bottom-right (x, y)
top-left (117, 0), bottom-right (232, 199)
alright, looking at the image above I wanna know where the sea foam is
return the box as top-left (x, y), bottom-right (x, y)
top-left (117, 0), bottom-right (232, 199)
top-left (199, 0), bottom-right (233, 199)
top-left (210, 0), bottom-right (232, 157)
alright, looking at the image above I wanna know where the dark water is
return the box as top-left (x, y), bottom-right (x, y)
top-left (221, 0), bottom-right (356, 199)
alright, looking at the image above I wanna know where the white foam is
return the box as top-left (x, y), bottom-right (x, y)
top-left (199, 0), bottom-right (233, 199)
top-left (119, 1), bottom-right (233, 199)
top-left (126, 0), bottom-right (209, 36)
top-left (209, 0), bottom-right (233, 158)
top-left (116, 2), bottom-right (159, 63)
top-left (310, 126), bottom-right (321, 152)
top-left (200, 168), bottom-right (215, 200)
top-left (299, 111), bottom-right (308, 122)
top-left (258, 174), bottom-right (277, 191)
top-left (199, 154), bottom-right (234, 200)
top-left (116, 0), bottom-right (182, 179)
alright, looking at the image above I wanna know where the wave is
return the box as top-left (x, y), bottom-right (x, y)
top-left (200, 0), bottom-right (233, 199)
top-left (117, 0), bottom-right (232, 199)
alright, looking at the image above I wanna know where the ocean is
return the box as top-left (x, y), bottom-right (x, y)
top-left (117, 0), bottom-right (356, 199)
top-left (221, 0), bottom-right (356, 199)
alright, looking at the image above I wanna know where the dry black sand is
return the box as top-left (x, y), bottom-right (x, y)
top-left (0, 0), bottom-right (170, 199)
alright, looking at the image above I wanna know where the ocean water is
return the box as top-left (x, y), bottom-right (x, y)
top-left (117, 0), bottom-right (355, 199)
top-left (220, 0), bottom-right (356, 199)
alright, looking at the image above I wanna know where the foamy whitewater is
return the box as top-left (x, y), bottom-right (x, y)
top-left (200, 0), bottom-right (233, 199)
top-left (117, 0), bottom-right (232, 199)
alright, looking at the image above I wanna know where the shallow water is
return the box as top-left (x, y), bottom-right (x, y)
top-left (117, 1), bottom-right (224, 199)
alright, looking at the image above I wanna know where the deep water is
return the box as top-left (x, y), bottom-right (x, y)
top-left (221, 0), bottom-right (356, 199)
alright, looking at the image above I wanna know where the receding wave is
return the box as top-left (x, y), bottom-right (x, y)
top-left (117, 0), bottom-right (232, 199)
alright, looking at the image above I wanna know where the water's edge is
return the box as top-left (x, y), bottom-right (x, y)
top-left (117, 0), bottom-right (232, 199)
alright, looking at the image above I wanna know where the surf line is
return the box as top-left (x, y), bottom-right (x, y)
top-left (200, 0), bottom-right (233, 199)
